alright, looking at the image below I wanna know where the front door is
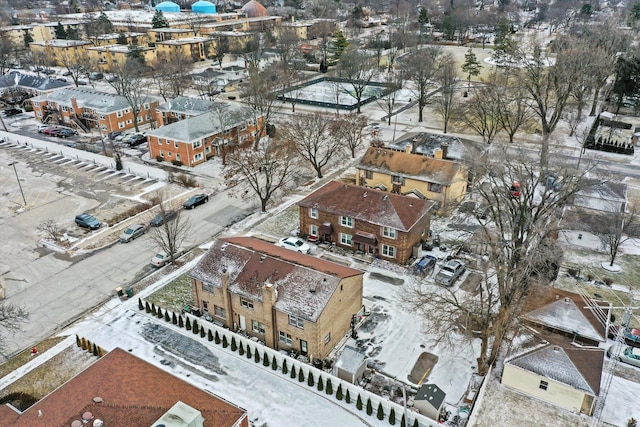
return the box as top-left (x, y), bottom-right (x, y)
top-left (300, 340), bottom-right (308, 356)
top-left (239, 315), bottom-right (246, 331)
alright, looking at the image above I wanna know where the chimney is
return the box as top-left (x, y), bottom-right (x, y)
top-left (70, 96), bottom-right (79, 114)
top-left (221, 269), bottom-right (229, 292)
top-left (405, 143), bottom-right (412, 154)
top-left (441, 142), bottom-right (449, 159)
top-left (262, 282), bottom-right (278, 306)
top-left (434, 148), bottom-right (443, 159)
top-left (411, 137), bottom-right (418, 153)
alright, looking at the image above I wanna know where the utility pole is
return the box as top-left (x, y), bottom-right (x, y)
top-left (8, 161), bottom-right (27, 207)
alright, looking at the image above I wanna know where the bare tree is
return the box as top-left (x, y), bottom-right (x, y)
top-left (337, 46), bottom-right (378, 113)
top-left (242, 68), bottom-right (277, 150)
top-left (0, 36), bottom-right (16, 75)
top-left (434, 53), bottom-right (461, 134)
top-left (599, 204), bottom-right (640, 267)
top-left (105, 59), bottom-right (149, 132)
top-left (493, 74), bottom-right (534, 143)
top-left (331, 113), bottom-right (368, 158)
top-left (224, 136), bottom-right (299, 212)
top-left (406, 148), bottom-right (589, 374)
top-left (57, 49), bottom-right (93, 87)
top-left (0, 301), bottom-right (29, 355)
top-left (274, 27), bottom-right (300, 74)
top-left (401, 46), bottom-right (441, 122)
top-left (212, 37), bottom-right (228, 69)
top-left (37, 219), bottom-right (61, 242)
top-left (517, 39), bottom-right (577, 169)
top-left (152, 51), bottom-right (194, 102)
top-left (460, 83), bottom-right (501, 144)
top-left (147, 197), bottom-right (192, 266)
top-left (280, 112), bottom-right (344, 179)
top-left (376, 72), bottom-right (403, 126)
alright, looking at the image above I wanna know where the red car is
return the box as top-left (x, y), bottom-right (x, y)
top-left (510, 182), bottom-right (521, 197)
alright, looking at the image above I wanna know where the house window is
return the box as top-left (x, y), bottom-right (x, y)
top-left (125, 108), bottom-right (131, 113)
top-left (383, 226), bottom-right (397, 239)
top-left (118, 122), bottom-right (125, 129)
top-left (36, 111), bottom-right (42, 117)
top-left (392, 175), bottom-right (405, 185)
top-left (340, 216), bottom-right (353, 227)
top-left (176, 154), bottom-right (180, 161)
top-left (159, 150), bottom-right (164, 158)
top-left (429, 182), bottom-right (442, 193)
top-left (203, 281), bottom-right (214, 293)
top-left (310, 208), bottom-right (318, 219)
top-left (137, 117), bottom-right (143, 123)
top-left (101, 125), bottom-right (107, 131)
top-left (116, 111), bottom-right (123, 118)
top-left (206, 146), bottom-right (211, 154)
top-left (310, 224), bottom-right (318, 236)
top-left (194, 140), bottom-right (202, 148)
top-left (324, 332), bottom-right (331, 344)
top-left (252, 320), bottom-right (265, 334)
top-left (159, 139), bottom-right (164, 145)
top-left (240, 297), bottom-right (254, 309)
top-left (364, 170), bottom-right (373, 179)
top-left (126, 119), bottom-right (132, 125)
top-left (340, 233), bottom-right (353, 246)
top-left (539, 380), bottom-right (549, 391)
top-left (202, 301), bottom-right (209, 311)
top-left (381, 244), bottom-right (396, 258)
top-left (214, 305), bottom-right (225, 318)
top-left (168, 151), bottom-right (172, 157)
top-left (144, 103), bottom-right (150, 110)
top-left (288, 314), bottom-right (304, 329)
top-left (99, 114), bottom-right (105, 120)
top-left (194, 153), bottom-right (203, 162)
top-left (279, 331), bottom-right (292, 345)
top-left (62, 106), bottom-right (68, 112)
top-left (175, 141), bottom-right (180, 148)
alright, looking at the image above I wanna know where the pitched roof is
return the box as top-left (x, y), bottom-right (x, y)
top-left (0, 73), bottom-right (71, 91)
top-left (415, 383), bottom-right (446, 409)
top-left (30, 87), bottom-right (154, 113)
top-left (156, 96), bottom-right (226, 115)
top-left (189, 237), bottom-right (363, 322)
top-left (0, 348), bottom-right (246, 427)
top-left (334, 345), bottom-right (367, 373)
top-left (386, 131), bottom-right (485, 162)
top-left (147, 104), bottom-right (254, 143)
top-left (358, 146), bottom-right (466, 185)
top-left (506, 331), bottom-right (604, 395)
top-left (521, 286), bottom-right (608, 342)
top-left (298, 180), bottom-right (436, 231)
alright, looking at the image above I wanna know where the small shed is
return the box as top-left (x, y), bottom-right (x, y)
top-left (155, 1), bottom-right (180, 12)
top-left (333, 346), bottom-right (367, 384)
top-left (192, 0), bottom-right (217, 13)
top-left (413, 383), bottom-right (446, 420)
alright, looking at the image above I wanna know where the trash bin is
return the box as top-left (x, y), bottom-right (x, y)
top-left (126, 287), bottom-right (134, 298)
top-left (116, 287), bottom-right (123, 297)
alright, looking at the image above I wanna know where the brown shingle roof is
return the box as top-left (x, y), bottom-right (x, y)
top-left (358, 146), bottom-right (466, 185)
top-left (189, 237), bottom-right (363, 321)
top-left (298, 180), bottom-right (436, 232)
top-left (0, 348), bottom-right (247, 427)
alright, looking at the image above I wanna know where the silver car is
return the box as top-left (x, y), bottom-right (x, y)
top-left (119, 224), bottom-right (146, 243)
top-left (435, 259), bottom-right (466, 287)
top-left (607, 344), bottom-right (640, 368)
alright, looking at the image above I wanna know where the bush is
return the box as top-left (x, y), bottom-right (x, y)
top-left (345, 389), bottom-right (351, 404)
top-left (389, 408), bottom-right (396, 425)
top-left (231, 337), bottom-right (237, 351)
top-left (282, 359), bottom-right (288, 374)
top-left (138, 298), bottom-right (144, 310)
top-left (254, 350), bottom-right (260, 363)
top-left (215, 331), bottom-right (221, 344)
top-left (336, 384), bottom-right (343, 400)
top-left (156, 307), bottom-right (163, 318)
top-left (326, 379), bottom-right (333, 395)
top-left (239, 342), bottom-right (245, 355)
top-left (164, 311), bottom-right (171, 322)
top-left (174, 173), bottom-right (198, 188)
top-left (156, 155), bottom-right (164, 162)
top-left (145, 301), bottom-right (151, 313)
top-left (567, 268), bottom-right (579, 277)
top-left (200, 327), bottom-right (206, 338)
top-left (377, 402), bottom-right (384, 420)
top-left (400, 414), bottom-right (406, 427)
top-left (192, 320), bottom-right (199, 334)
top-left (263, 352), bottom-right (270, 367)
top-left (208, 329), bottom-right (213, 341)
top-left (271, 357), bottom-right (278, 370)
top-left (308, 372), bottom-right (315, 387)
top-left (356, 395), bottom-right (363, 410)
top-left (317, 376), bottom-right (324, 391)
top-left (246, 346), bottom-right (252, 359)
top-left (366, 398), bottom-right (373, 415)
top-left (151, 304), bottom-right (157, 316)
top-left (185, 317), bottom-right (191, 330)
top-left (223, 335), bottom-right (229, 348)
top-left (604, 277), bottom-right (614, 286)
top-left (290, 365), bottom-right (296, 379)
top-left (298, 369), bottom-right (305, 382)
top-left (179, 316), bottom-right (184, 328)
top-left (172, 312), bottom-right (178, 325)
top-left (172, 159), bottom-right (183, 166)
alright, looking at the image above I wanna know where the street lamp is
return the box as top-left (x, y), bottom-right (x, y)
top-left (8, 161), bottom-right (27, 207)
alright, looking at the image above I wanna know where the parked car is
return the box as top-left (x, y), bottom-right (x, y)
top-left (415, 255), bottom-right (437, 275)
top-left (56, 77), bottom-right (68, 82)
top-left (126, 134), bottom-right (147, 147)
top-left (77, 79), bottom-right (88, 86)
top-left (107, 131), bottom-right (122, 140)
top-left (114, 132), bottom-right (132, 142)
top-left (435, 259), bottom-right (466, 286)
top-left (149, 210), bottom-right (177, 227)
top-left (183, 194), bottom-right (209, 209)
top-left (119, 224), bottom-right (146, 243)
top-left (42, 127), bottom-right (62, 136)
top-left (150, 248), bottom-right (184, 267)
top-left (62, 71), bottom-right (73, 76)
top-left (53, 128), bottom-right (76, 138)
top-left (3, 108), bottom-right (23, 117)
top-left (608, 326), bottom-right (640, 348)
top-left (510, 181), bottom-right (521, 197)
top-left (37, 124), bottom-right (53, 133)
top-left (276, 237), bottom-right (311, 254)
top-left (607, 344), bottom-right (640, 368)
top-left (75, 213), bottom-right (101, 230)
top-left (89, 72), bottom-right (104, 80)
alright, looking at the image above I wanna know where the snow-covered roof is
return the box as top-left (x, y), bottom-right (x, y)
top-left (414, 383), bottom-right (446, 409)
top-left (31, 87), bottom-right (155, 114)
top-left (386, 131), bottom-right (486, 163)
top-left (334, 345), bottom-right (366, 373)
top-left (189, 237), bottom-right (363, 322)
top-left (146, 103), bottom-right (255, 143)
top-left (506, 342), bottom-right (603, 395)
top-left (523, 299), bottom-right (605, 342)
top-left (0, 73), bottom-right (71, 91)
top-left (156, 96), bottom-right (225, 115)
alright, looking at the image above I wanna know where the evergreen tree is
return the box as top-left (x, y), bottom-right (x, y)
top-left (152, 9), bottom-right (170, 28)
top-left (461, 48), bottom-right (482, 92)
top-left (317, 376), bottom-right (324, 391)
top-left (200, 327), bottom-right (206, 338)
top-left (328, 29), bottom-right (348, 65)
top-left (377, 402), bottom-right (384, 420)
top-left (138, 298), bottom-right (144, 310)
top-left (336, 384), bottom-right (343, 400)
top-left (66, 27), bottom-right (79, 39)
top-left (55, 22), bottom-right (67, 39)
top-left (441, 15), bottom-right (456, 41)
top-left (263, 352), bottom-right (270, 367)
top-left (92, 343), bottom-right (98, 356)
top-left (272, 357), bottom-right (278, 370)
top-left (298, 368), bottom-right (305, 382)
top-left (215, 330), bottom-right (221, 344)
top-left (389, 408), bottom-right (396, 425)
top-left (117, 32), bottom-right (128, 45)
top-left (247, 346), bottom-right (252, 359)
top-left (23, 31), bottom-right (33, 47)
top-left (127, 45), bottom-right (146, 66)
top-left (76, 335), bottom-right (81, 348)
top-left (400, 414), bottom-right (406, 427)
top-left (231, 337), bottom-right (237, 351)
top-left (345, 389), bottom-right (351, 403)
top-left (282, 359), bottom-right (288, 374)
top-left (172, 312), bottom-right (178, 324)
top-left (254, 349), bottom-right (260, 362)
top-left (366, 398), bottom-right (373, 415)
top-left (223, 335), bottom-right (229, 348)
top-left (412, 418), bottom-right (418, 427)
top-left (185, 317), bottom-right (191, 330)
top-left (418, 7), bottom-right (429, 25)
top-left (308, 372), bottom-right (315, 387)
top-left (164, 311), bottom-right (171, 322)
top-left (178, 316), bottom-right (184, 328)
top-left (494, 16), bottom-right (516, 62)
top-left (290, 365), bottom-right (297, 379)
top-left (157, 308), bottom-right (163, 318)
top-left (633, 1), bottom-right (640, 21)
top-left (356, 395), bottom-right (363, 410)
top-left (145, 301), bottom-right (151, 313)
top-left (208, 329), bottom-right (214, 341)
top-left (97, 12), bottom-right (114, 34)
top-left (239, 341), bottom-right (245, 354)
top-left (151, 304), bottom-right (157, 315)
top-left (326, 379), bottom-right (333, 395)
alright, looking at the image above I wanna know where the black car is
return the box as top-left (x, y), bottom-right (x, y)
top-left (149, 210), bottom-right (177, 227)
top-left (75, 213), bottom-right (101, 230)
top-left (183, 194), bottom-right (209, 209)
top-left (3, 108), bottom-right (23, 117)
top-left (53, 128), bottom-right (76, 138)
top-left (127, 134), bottom-right (147, 147)
top-left (108, 131), bottom-right (122, 140)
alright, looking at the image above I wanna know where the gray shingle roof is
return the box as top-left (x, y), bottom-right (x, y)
top-left (155, 96), bottom-right (225, 115)
top-left (415, 383), bottom-right (446, 409)
top-left (523, 299), bottom-right (605, 342)
top-left (30, 87), bottom-right (153, 113)
top-left (334, 345), bottom-right (367, 373)
top-left (0, 73), bottom-right (71, 91)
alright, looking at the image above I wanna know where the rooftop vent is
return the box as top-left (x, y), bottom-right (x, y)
top-left (564, 297), bottom-right (571, 304)
top-left (363, 191), bottom-right (368, 198)
top-left (93, 420), bottom-right (103, 427)
top-left (221, 242), bottom-right (229, 251)
top-left (309, 284), bottom-right (316, 294)
top-left (260, 254), bottom-right (266, 262)
top-left (553, 346), bottom-right (560, 352)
